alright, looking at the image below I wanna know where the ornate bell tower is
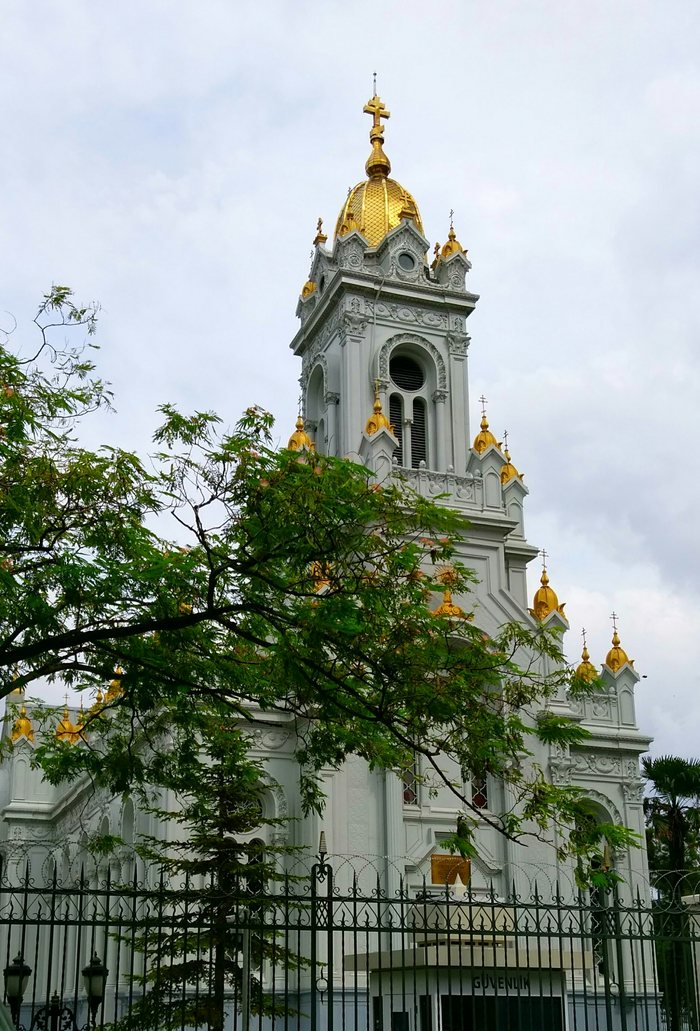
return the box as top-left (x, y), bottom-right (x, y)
top-left (290, 91), bottom-right (477, 479)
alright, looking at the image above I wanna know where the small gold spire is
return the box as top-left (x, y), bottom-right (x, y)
top-left (472, 396), bottom-right (500, 454)
top-left (605, 613), bottom-right (633, 671)
top-left (287, 416), bottom-right (314, 452)
top-left (56, 705), bottom-right (79, 744)
top-left (529, 550), bottom-right (566, 621)
top-left (313, 217), bottom-right (327, 246)
top-left (440, 211), bottom-right (466, 259)
top-left (11, 705), bottom-right (34, 743)
top-left (431, 242), bottom-right (441, 270)
top-left (105, 664), bottom-right (124, 702)
top-left (575, 629), bottom-right (598, 682)
top-left (500, 431), bottom-right (524, 485)
top-left (365, 381), bottom-right (393, 436)
top-left (363, 92), bottom-right (391, 178)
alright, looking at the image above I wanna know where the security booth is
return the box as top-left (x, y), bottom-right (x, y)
top-left (347, 899), bottom-right (576, 1031)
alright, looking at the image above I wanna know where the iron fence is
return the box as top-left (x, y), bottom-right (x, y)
top-left (0, 855), bottom-right (698, 1031)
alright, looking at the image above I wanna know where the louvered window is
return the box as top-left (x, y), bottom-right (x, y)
top-left (390, 354), bottom-right (425, 390)
top-left (411, 398), bottom-right (427, 468)
top-left (389, 394), bottom-right (403, 465)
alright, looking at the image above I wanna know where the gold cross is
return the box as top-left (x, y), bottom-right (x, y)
top-left (610, 611), bottom-right (618, 633)
top-left (581, 627), bottom-right (588, 647)
top-left (478, 394), bottom-right (488, 417)
top-left (540, 548), bottom-right (548, 570)
top-left (316, 217), bottom-right (323, 235)
top-left (449, 208), bottom-right (455, 229)
top-left (363, 94), bottom-right (390, 131)
top-left (503, 429), bottom-right (509, 451)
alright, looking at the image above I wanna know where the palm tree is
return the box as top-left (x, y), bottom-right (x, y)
top-left (643, 755), bottom-right (700, 1031)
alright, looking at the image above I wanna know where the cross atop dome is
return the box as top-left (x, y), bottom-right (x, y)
top-left (363, 93), bottom-right (391, 133)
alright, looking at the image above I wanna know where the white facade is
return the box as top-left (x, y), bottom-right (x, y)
top-left (0, 97), bottom-right (653, 907)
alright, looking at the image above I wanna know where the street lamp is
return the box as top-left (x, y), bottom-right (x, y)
top-left (3, 954), bottom-right (31, 1026)
top-left (81, 954), bottom-right (108, 1028)
top-left (3, 951), bottom-right (108, 1030)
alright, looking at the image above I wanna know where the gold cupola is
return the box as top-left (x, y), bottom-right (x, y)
top-left (287, 416), bottom-right (314, 452)
top-left (472, 397), bottom-right (500, 455)
top-left (605, 615), bottom-right (633, 671)
top-left (440, 214), bottom-right (466, 260)
top-left (11, 705), bottom-right (34, 743)
top-left (56, 704), bottom-right (79, 744)
top-left (529, 553), bottom-right (566, 622)
top-left (365, 382), bottom-right (393, 436)
top-left (575, 631), bottom-right (598, 682)
top-left (500, 431), bottom-right (523, 485)
top-left (334, 92), bottom-right (424, 248)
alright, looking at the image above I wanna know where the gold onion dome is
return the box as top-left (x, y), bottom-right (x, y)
top-left (605, 630), bottom-right (632, 672)
top-left (56, 705), bottom-right (79, 743)
top-left (500, 447), bottom-right (523, 486)
top-left (11, 705), bottom-right (34, 743)
top-left (530, 569), bottom-right (566, 622)
top-left (473, 414), bottom-right (500, 455)
top-left (287, 416), bottom-right (314, 452)
top-left (334, 93), bottom-right (424, 248)
top-left (365, 386), bottom-right (393, 435)
top-left (575, 644), bottom-right (598, 682)
top-left (440, 225), bottom-right (465, 260)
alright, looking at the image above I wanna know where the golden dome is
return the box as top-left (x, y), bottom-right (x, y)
top-left (575, 644), bottom-right (598, 682)
top-left (365, 386), bottom-right (393, 436)
top-left (605, 630), bottom-right (632, 672)
top-left (11, 705), bottom-right (34, 743)
top-left (287, 416), bottom-right (314, 452)
top-left (472, 414), bottom-right (500, 455)
top-left (500, 447), bottom-right (523, 486)
top-left (301, 279), bottom-right (317, 300)
top-left (56, 705), bottom-right (79, 744)
top-left (334, 93), bottom-right (424, 249)
top-left (440, 225), bottom-right (465, 260)
top-left (529, 569), bottom-right (566, 622)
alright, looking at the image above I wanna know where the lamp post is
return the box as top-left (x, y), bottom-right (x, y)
top-left (3, 952), bottom-right (108, 1031)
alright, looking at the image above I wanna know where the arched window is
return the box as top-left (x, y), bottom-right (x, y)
top-left (389, 394), bottom-right (404, 464)
top-left (412, 398), bottom-right (427, 468)
top-left (387, 350), bottom-right (434, 468)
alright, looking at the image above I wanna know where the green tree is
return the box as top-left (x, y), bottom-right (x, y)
top-left (3, 287), bottom-right (631, 863)
top-left (643, 755), bottom-right (700, 1031)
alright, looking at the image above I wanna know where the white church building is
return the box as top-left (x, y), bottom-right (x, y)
top-left (0, 92), bottom-right (664, 1031)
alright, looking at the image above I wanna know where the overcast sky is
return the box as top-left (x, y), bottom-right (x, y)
top-left (1, 1), bottom-right (698, 757)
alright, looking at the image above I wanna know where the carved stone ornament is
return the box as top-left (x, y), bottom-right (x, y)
top-left (432, 389), bottom-right (448, 404)
top-left (377, 332), bottom-right (448, 391)
top-left (365, 298), bottom-right (449, 331)
top-left (446, 331), bottom-right (469, 356)
top-left (342, 311), bottom-right (369, 337)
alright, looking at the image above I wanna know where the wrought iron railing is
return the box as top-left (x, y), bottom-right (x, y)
top-left (0, 856), bottom-right (698, 1031)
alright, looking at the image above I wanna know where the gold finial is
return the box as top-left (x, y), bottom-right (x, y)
top-left (500, 429), bottom-right (524, 485)
top-left (11, 704), bottom-right (34, 743)
top-left (529, 551), bottom-right (566, 621)
top-left (363, 92), bottom-right (391, 179)
top-left (301, 279), bottom-right (317, 300)
top-left (440, 210), bottom-right (465, 260)
top-left (605, 612), bottom-right (633, 672)
top-left (287, 415), bottom-right (314, 452)
top-left (433, 587), bottom-right (468, 619)
top-left (313, 217), bottom-right (327, 246)
top-left (106, 664), bottom-right (124, 702)
top-left (365, 379), bottom-right (393, 436)
top-left (472, 396), bottom-right (500, 454)
top-left (56, 704), bottom-right (79, 744)
top-left (431, 242), bottom-right (441, 270)
top-left (575, 628), bottom-right (598, 682)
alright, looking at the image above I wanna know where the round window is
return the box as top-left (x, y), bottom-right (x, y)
top-left (397, 252), bottom-right (416, 272)
top-left (390, 355), bottom-right (424, 390)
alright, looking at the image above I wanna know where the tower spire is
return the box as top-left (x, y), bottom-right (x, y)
top-left (363, 92), bottom-right (391, 178)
